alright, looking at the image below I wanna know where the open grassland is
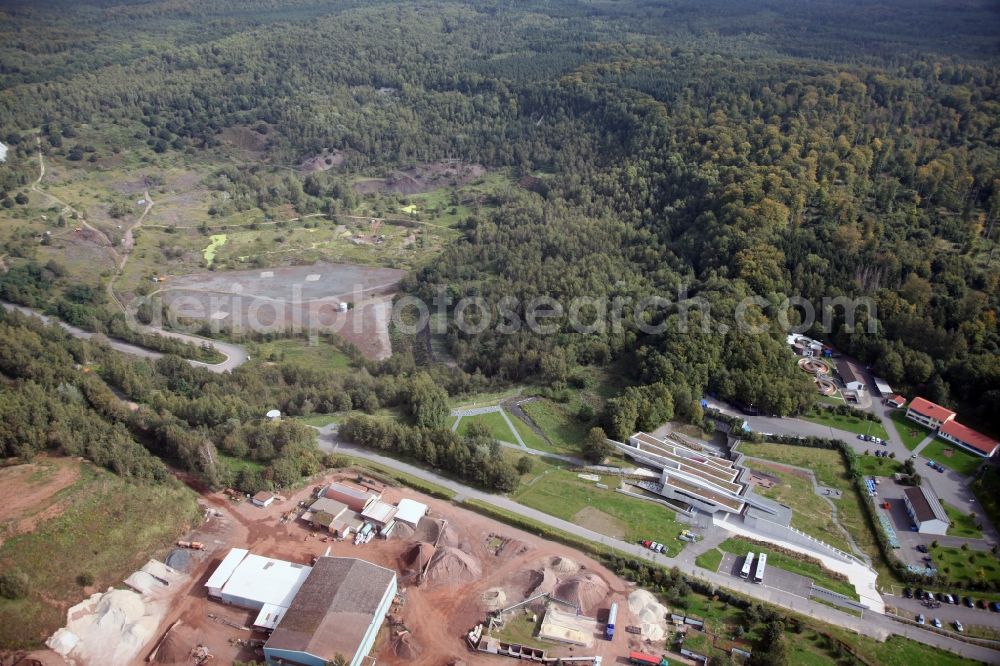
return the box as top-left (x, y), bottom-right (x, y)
top-left (888, 410), bottom-right (933, 450)
top-left (511, 468), bottom-right (684, 551)
top-left (717, 538), bottom-right (858, 599)
top-left (251, 337), bottom-right (353, 372)
top-left (853, 453), bottom-right (903, 477)
top-left (520, 398), bottom-right (589, 456)
top-left (0, 460), bottom-right (200, 649)
top-left (919, 439), bottom-right (983, 477)
top-left (743, 460), bottom-right (853, 554)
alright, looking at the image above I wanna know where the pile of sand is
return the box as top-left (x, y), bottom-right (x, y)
top-left (425, 546), bottom-right (483, 584)
top-left (150, 623), bottom-right (200, 664)
top-left (47, 588), bottom-right (158, 664)
top-left (550, 556), bottom-right (579, 574)
top-left (391, 631), bottom-right (422, 660)
top-left (482, 587), bottom-right (507, 610)
top-left (400, 542), bottom-right (437, 572)
top-left (525, 567), bottom-right (558, 598)
top-left (628, 589), bottom-right (669, 640)
top-left (554, 572), bottom-right (610, 614)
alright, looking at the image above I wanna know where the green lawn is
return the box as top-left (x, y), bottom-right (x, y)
top-left (739, 443), bottom-right (847, 488)
top-left (972, 467), bottom-right (1000, 536)
top-left (853, 453), bottom-right (903, 477)
top-left (888, 410), bottom-right (932, 450)
top-left (520, 399), bottom-right (588, 456)
top-left (505, 411), bottom-right (550, 450)
top-left (695, 548), bottom-right (724, 572)
top-left (455, 410), bottom-right (517, 442)
top-left (218, 452), bottom-right (267, 474)
top-left (802, 409), bottom-right (889, 440)
top-left (929, 543), bottom-right (1000, 586)
top-left (511, 469), bottom-right (685, 551)
top-left (943, 502), bottom-right (983, 538)
top-left (717, 538), bottom-right (858, 599)
top-left (493, 612), bottom-right (558, 651)
top-left (737, 442), bottom-right (897, 587)
top-left (0, 462), bottom-right (200, 649)
top-left (744, 461), bottom-right (853, 554)
top-left (919, 439), bottom-right (984, 477)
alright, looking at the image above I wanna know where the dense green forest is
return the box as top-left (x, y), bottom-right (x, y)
top-left (0, 0), bottom-right (998, 486)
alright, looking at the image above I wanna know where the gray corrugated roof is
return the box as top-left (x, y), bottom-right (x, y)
top-left (265, 557), bottom-right (395, 661)
top-left (904, 484), bottom-right (949, 524)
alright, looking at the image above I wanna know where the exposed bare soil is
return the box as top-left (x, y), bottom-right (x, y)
top-left (353, 161), bottom-right (487, 195)
top-left (0, 458), bottom-right (80, 545)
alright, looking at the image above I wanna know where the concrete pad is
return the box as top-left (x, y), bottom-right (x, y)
top-left (305, 274), bottom-right (321, 282)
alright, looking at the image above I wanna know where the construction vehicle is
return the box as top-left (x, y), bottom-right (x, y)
top-left (190, 645), bottom-right (214, 665)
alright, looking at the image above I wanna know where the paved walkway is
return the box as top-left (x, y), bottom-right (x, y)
top-left (911, 434), bottom-right (937, 457)
top-left (312, 425), bottom-right (1000, 663)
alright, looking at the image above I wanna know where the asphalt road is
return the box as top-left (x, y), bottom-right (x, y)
top-left (1, 301), bottom-right (248, 373)
top-left (314, 425), bottom-right (1000, 663)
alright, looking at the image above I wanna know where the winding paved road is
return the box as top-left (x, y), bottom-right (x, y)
top-left (313, 424), bottom-right (1000, 663)
top-left (1, 301), bottom-right (248, 373)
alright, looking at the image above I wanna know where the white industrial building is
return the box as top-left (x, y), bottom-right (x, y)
top-left (205, 548), bottom-right (249, 598)
top-left (207, 550), bottom-right (312, 611)
top-left (205, 550), bottom-right (396, 666)
top-left (394, 498), bottom-right (428, 529)
top-left (903, 484), bottom-right (950, 535)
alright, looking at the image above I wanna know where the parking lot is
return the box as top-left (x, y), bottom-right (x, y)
top-left (719, 552), bottom-right (813, 599)
top-left (889, 591), bottom-right (1000, 632)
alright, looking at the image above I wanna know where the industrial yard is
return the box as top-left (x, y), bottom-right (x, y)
top-left (77, 471), bottom-right (658, 666)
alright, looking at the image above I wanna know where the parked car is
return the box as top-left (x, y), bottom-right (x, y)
top-left (990, 601), bottom-right (1000, 612)
top-left (857, 434), bottom-right (865, 440)
top-left (932, 617), bottom-right (942, 628)
top-left (977, 599), bottom-right (988, 609)
top-left (916, 614), bottom-right (925, 625)
top-left (926, 592), bottom-right (935, 602)
top-left (655, 543), bottom-right (665, 554)
top-left (917, 544), bottom-right (929, 553)
top-left (955, 621), bottom-right (964, 632)
top-left (950, 595), bottom-right (961, 605)
top-left (963, 596), bottom-right (973, 608)
top-left (916, 588), bottom-right (926, 600)
top-left (903, 587), bottom-right (913, 599)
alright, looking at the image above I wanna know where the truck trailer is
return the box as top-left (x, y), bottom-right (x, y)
top-left (605, 602), bottom-right (618, 640)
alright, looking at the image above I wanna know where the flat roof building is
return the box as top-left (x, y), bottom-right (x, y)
top-left (304, 498), bottom-right (350, 531)
top-left (220, 553), bottom-right (312, 611)
top-left (264, 557), bottom-right (397, 666)
top-left (903, 484), bottom-right (950, 535)
top-left (205, 548), bottom-right (249, 598)
top-left (361, 499), bottom-right (398, 527)
top-left (621, 433), bottom-right (759, 516)
top-left (394, 499), bottom-right (428, 528)
top-left (938, 421), bottom-right (998, 458)
top-left (905, 397), bottom-right (956, 430)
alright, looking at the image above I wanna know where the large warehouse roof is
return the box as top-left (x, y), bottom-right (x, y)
top-left (395, 498), bottom-right (427, 527)
top-left (939, 420), bottom-right (999, 456)
top-left (266, 557), bottom-right (396, 662)
top-left (904, 484), bottom-right (949, 525)
top-left (223, 553), bottom-right (312, 608)
top-left (204, 548), bottom-right (248, 591)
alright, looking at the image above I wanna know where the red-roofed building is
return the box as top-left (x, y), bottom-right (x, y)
top-left (905, 397), bottom-right (956, 430)
top-left (886, 395), bottom-right (907, 409)
top-left (938, 421), bottom-right (999, 458)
